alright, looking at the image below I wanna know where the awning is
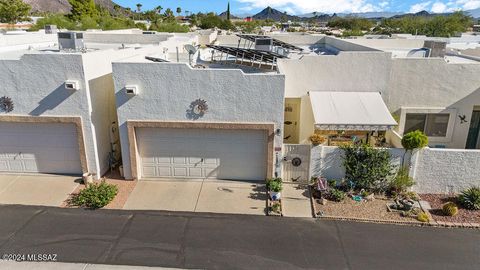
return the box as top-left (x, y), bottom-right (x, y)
top-left (309, 91), bottom-right (397, 131)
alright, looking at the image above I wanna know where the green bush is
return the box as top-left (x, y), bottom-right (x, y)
top-left (401, 130), bottom-right (428, 151)
top-left (442, 202), bottom-right (459, 216)
top-left (328, 188), bottom-right (346, 202)
top-left (390, 167), bottom-right (415, 194)
top-left (458, 187), bottom-right (480, 210)
top-left (340, 144), bottom-right (395, 192)
top-left (150, 21), bottom-right (189, 32)
top-left (266, 178), bottom-right (283, 192)
top-left (71, 180), bottom-right (118, 209)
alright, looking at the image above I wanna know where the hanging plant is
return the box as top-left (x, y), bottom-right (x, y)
top-left (0, 96), bottom-right (14, 113)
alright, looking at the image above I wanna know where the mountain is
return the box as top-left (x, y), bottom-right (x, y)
top-left (466, 8), bottom-right (480, 18)
top-left (302, 11), bottom-right (403, 19)
top-left (24, 0), bottom-right (122, 14)
top-left (218, 11), bottom-right (240, 20)
top-left (252, 7), bottom-right (301, 21)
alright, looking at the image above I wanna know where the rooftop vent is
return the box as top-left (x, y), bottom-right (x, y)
top-left (423, 40), bottom-right (447, 58)
top-left (255, 38), bottom-right (273, 52)
top-left (58, 32), bottom-right (86, 52)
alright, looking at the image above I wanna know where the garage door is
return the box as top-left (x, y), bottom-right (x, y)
top-left (0, 122), bottom-right (82, 175)
top-left (137, 128), bottom-right (267, 181)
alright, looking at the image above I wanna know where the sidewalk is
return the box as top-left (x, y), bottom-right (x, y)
top-left (281, 183), bottom-right (313, 217)
top-left (0, 261), bottom-right (183, 270)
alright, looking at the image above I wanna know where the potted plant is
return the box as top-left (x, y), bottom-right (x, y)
top-left (267, 178), bottom-right (283, 201)
top-left (309, 134), bottom-right (326, 146)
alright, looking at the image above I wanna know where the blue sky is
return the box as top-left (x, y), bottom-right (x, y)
top-left (115, 0), bottom-right (480, 15)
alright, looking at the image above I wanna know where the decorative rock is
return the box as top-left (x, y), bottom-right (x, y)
top-left (419, 200), bottom-right (432, 210)
top-left (365, 194), bottom-right (375, 201)
top-left (320, 198), bottom-right (327, 205)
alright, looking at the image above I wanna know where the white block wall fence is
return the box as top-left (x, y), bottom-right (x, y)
top-left (308, 145), bottom-right (480, 194)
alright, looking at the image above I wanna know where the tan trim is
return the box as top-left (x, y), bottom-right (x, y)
top-left (127, 121), bottom-right (276, 181)
top-left (0, 115), bottom-right (89, 174)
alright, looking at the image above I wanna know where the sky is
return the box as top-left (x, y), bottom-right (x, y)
top-left (115, 0), bottom-right (480, 15)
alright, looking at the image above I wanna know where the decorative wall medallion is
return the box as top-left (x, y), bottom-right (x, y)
top-left (458, 114), bottom-right (468, 124)
top-left (0, 96), bottom-right (14, 113)
top-left (186, 99), bottom-right (208, 120)
top-left (292, 157), bottom-right (302, 167)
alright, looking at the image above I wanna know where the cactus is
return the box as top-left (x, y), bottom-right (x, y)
top-left (442, 202), bottom-right (458, 216)
top-left (417, 211), bottom-right (430, 223)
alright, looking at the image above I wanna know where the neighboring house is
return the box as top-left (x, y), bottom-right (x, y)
top-left (0, 31), bottom-right (171, 178)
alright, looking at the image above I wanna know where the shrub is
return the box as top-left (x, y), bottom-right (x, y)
top-left (340, 144), bottom-right (395, 193)
top-left (328, 188), bottom-right (346, 202)
top-left (401, 130), bottom-right (428, 151)
top-left (417, 211), bottom-right (430, 222)
top-left (309, 134), bottom-right (326, 145)
top-left (442, 202), bottom-right (459, 216)
top-left (403, 191), bottom-right (420, 201)
top-left (390, 167), bottom-right (415, 194)
top-left (71, 180), bottom-right (118, 209)
top-left (266, 178), bottom-right (283, 192)
top-left (458, 187), bottom-right (480, 210)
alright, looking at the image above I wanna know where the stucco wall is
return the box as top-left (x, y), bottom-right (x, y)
top-left (0, 53), bottom-right (97, 174)
top-left (112, 62), bottom-right (285, 179)
top-left (411, 148), bottom-right (480, 193)
top-left (386, 58), bottom-right (480, 149)
top-left (83, 33), bottom-right (172, 44)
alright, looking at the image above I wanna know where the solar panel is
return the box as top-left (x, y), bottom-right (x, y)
top-left (206, 45), bottom-right (287, 69)
top-left (236, 34), bottom-right (304, 51)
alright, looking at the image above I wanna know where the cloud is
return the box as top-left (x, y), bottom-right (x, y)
top-left (431, 2), bottom-right (448, 12)
top-left (409, 1), bottom-right (432, 13)
top-left (236, 0), bottom-right (383, 14)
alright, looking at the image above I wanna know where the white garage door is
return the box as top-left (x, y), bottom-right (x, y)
top-left (0, 122), bottom-right (82, 175)
top-left (137, 128), bottom-right (267, 181)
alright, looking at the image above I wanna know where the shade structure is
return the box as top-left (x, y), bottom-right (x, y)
top-left (309, 91), bottom-right (398, 131)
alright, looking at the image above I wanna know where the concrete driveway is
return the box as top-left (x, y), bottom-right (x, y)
top-left (0, 174), bottom-right (80, 207)
top-left (124, 179), bottom-right (267, 215)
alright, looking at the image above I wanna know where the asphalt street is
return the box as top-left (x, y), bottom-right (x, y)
top-left (0, 204), bottom-right (478, 270)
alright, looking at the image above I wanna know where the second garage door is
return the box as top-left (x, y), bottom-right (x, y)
top-left (0, 122), bottom-right (82, 175)
top-left (136, 128), bottom-right (268, 181)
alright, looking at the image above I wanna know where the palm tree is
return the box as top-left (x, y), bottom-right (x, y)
top-left (136, 3), bottom-right (142, 13)
top-left (176, 7), bottom-right (182, 16)
top-left (155, 5), bottom-right (163, 14)
top-left (313, 11), bottom-right (317, 18)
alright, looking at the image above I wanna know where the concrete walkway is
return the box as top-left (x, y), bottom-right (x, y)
top-left (0, 261), bottom-right (182, 270)
top-left (123, 179), bottom-right (267, 215)
top-left (0, 174), bottom-right (80, 207)
top-left (282, 183), bottom-right (313, 217)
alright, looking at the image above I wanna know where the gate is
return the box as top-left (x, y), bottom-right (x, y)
top-left (282, 144), bottom-right (311, 183)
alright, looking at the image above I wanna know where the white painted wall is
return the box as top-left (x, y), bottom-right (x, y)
top-left (112, 62), bottom-right (285, 179)
top-left (83, 33), bottom-right (172, 44)
top-left (411, 148), bottom-right (480, 193)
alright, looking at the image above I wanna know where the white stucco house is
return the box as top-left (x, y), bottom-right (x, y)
top-left (0, 31), bottom-right (174, 178)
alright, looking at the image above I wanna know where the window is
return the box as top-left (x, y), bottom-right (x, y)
top-left (404, 113), bottom-right (450, 137)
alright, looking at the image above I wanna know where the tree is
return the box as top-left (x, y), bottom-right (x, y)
top-left (0, 0), bottom-right (31, 24)
top-left (136, 3), bottom-right (142, 13)
top-left (155, 5), bottom-right (163, 14)
top-left (401, 130), bottom-right (428, 166)
top-left (164, 8), bottom-right (174, 20)
top-left (176, 7), bottom-right (182, 16)
top-left (68, 0), bottom-right (98, 20)
top-left (227, 2), bottom-right (230, 21)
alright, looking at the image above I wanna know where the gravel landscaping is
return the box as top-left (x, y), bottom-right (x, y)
top-left (420, 194), bottom-right (480, 224)
top-left (63, 170), bottom-right (137, 209)
top-left (313, 194), bottom-right (418, 222)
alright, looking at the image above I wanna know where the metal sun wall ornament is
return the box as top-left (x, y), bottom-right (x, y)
top-left (186, 99), bottom-right (208, 120)
top-left (458, 114), bottom-right (468, 124)
top-left (0, 96), bottom-right (14, 113)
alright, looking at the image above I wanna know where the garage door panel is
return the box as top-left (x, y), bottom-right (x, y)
top-left (0, 122), bottom-right (82, 175)
top-left (137, 128), bottom-right (267, 181)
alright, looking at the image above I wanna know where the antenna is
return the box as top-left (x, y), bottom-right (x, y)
top-left (184, 44), bottom-right (198, 66)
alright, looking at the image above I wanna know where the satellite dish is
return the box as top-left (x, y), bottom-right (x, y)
top-left (184, 44), bottom-right (198, 66)
top-left (184, 44), bottom-right (197, 55)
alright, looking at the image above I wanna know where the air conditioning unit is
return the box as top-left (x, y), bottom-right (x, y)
top-left (65, 80), bottom-right (79, 90)
top-left (125, 85), bottom-right (139, 96)
top-left (58, 32), bottom-right (85, 51)
top-left (255, 38), bottom-right (273, 52)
